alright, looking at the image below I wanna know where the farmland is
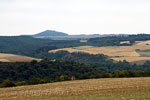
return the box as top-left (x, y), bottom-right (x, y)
top-left (49, 41), bottom-right (150, 63)
top-left (0, 53), bottom-right (40, 62)
top-left (0, 77), bottom-right (150, 100)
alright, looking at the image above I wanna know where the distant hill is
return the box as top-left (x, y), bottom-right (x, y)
top-left (33, 30), bottom-right (68, 37)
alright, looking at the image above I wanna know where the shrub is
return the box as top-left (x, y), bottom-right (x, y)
top-left (29, 78), bottom-right (41, 85)
top-left (15, 81), bottom-right (27, 86)
top-left (39, 78), bottom-right (51, 84)
top-left (28, 78), bottom-right (51, 85)
top-left (0, 79), bottom-right (16, 88)
top-left (56, 75), bottom-right (71, 81)
top-left (79, 73), bottom-right (89, 79)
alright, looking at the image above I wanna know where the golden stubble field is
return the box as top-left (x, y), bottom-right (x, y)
top-left (0, 53), bottom-right (41, 62)
top-left (0, 77), bottom-right (150, 100)
top-left (49, 41), bottom-right (150, 63)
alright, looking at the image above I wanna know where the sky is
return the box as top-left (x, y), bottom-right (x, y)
top-left (0, 0), bottom-right (150, 36)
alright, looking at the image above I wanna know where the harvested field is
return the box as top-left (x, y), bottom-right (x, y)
top-left (0, 77), bottom-right (150, 100)
top-left (120, 41), bottom-right (130, 44)
top-left (0, 53), bottom-right (41, 62)
top-left (112, 57), bottom-right (150, 62)
top-left (50, 46), bottom-right (140, 57)
top-left (134, 40), bottom-right (150, 46)
top-left (49, 41), bottom-right (150, 63)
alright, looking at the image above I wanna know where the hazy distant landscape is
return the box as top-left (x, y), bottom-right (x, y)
top-left (1, 31), bottom-right (150, 100)
top-left (23, 30), bottom-right (124, 40)
top-left (1, 0), bottom-right (150, 100)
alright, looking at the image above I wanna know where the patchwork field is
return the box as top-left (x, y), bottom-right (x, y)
top-left (0, 53), bottom-right (41, 62)
top-left (1, 77), bottom-right (150, 100)
top-left (49, 41), bottom-right (150, 63)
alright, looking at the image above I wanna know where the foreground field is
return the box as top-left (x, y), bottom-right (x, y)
top-left (49, 41), bottom-right (150, 63)
top-left (0, 53), bottom-right (40, 62)
top-left (1, 77), bottom-right (150, 100)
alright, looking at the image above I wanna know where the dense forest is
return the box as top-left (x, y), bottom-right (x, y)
top-left (1, 59), bottom-right (150, 88)
top-left (0, 59), bottom-right (104, 84)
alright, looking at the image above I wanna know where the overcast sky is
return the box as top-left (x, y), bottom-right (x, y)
top-left (0, 0), bottom-right (150, 36)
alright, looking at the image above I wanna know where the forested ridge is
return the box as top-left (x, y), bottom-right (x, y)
top-left (0, 36), bottom-right (86, 56)
top-left (88, 34), bottom-right (150, 46)
top-left (0, 34), bottom-right (150, 58)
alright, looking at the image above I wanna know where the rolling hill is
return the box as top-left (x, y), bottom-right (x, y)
top-left (49, 41), bottom-right (150, 64)
top-left (1, 77), bottom-right (150, 100)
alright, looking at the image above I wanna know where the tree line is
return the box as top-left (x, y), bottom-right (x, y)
top-left (1, 59), bottom-right (150, 88)
top-left (1, 69), bottom-right (150, 88)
